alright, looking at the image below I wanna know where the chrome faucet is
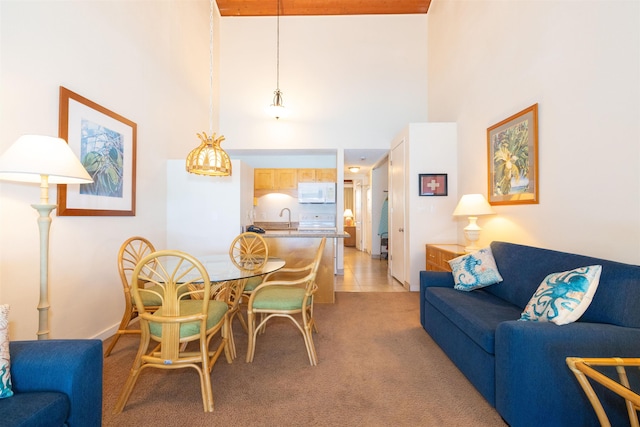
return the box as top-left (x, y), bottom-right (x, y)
top-left (279, 208), bottom-right (292, 228)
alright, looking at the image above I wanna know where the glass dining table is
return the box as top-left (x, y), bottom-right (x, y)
top-left (194, 254), bottom-right (285, 283)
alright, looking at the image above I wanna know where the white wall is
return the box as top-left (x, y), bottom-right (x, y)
top-left (427, 0), bottom-right (640, 264)
top-left (0, 0), bottom-right (214, 340)
top-left (166, 159), bottom-right (252, 255)
top-left (219, 14), bottom-right (429, 150)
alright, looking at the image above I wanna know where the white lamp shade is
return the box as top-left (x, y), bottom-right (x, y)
top-left (0, 135), bottom-right (92, 184)
top-left (343, 209), bottom-right (354, 218)
top-left (268, 104), bottom-right (287, 119)
top-left (453, 194), bottom-right (495, 217)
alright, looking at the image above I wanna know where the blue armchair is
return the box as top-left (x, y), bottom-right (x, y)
top-left (0, 339), bottom-right (102, 427)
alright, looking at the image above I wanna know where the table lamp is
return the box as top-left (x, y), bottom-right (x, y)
top-left (452, 194), bottom-right (495, 253)
top-left (0, 135), bottom-right (93, 339)
top-left (343, 209), bottom-right (354, 226)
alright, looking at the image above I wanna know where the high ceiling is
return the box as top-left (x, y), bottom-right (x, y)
top-left (216, 0), bottom-right (431, 17)
top-left (217, 0), bottom-right (427, 177)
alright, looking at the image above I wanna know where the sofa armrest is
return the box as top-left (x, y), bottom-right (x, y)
top-left (420, 270), bottom-right (454, 289)
top-left (495, 321), bottom-right (640, 427)
top-left (9, 339), bottom-right (103, 427)
top-left (420, 271), bottom-right (455, 323)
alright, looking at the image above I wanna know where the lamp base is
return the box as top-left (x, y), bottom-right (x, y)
top-left (463, 216), bottom-right (482, 254)
top-left (32, 203), bottom-right (56, 340)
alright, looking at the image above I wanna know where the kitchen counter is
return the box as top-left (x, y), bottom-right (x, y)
top-left (262, 229), bottom-right (349, 238)
top-left (253, 230), bottom-right (347, 303)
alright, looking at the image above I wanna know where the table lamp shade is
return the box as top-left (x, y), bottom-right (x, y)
top-left (453, 194), bottom-right (494, 217)
top-left (0, 135), bottom-right (92, 184)
top-left (343, 209), bottom-right (354, 218)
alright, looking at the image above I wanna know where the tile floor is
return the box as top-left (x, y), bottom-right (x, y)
top-left (335, 246), bottom-right (407, 292)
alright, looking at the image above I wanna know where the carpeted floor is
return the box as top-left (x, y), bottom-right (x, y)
top-left (102, 292), bottom-right (507, 426)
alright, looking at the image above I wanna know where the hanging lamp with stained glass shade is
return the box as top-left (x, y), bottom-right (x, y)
top-left (186, 0), bottom-right (231, 176)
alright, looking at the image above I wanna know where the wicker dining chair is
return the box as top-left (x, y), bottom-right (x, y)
top-left (113, 250), bottom-right (232, 414)
top-left (566, 357), bottom-right (640, 427)
top-left (246, 237), bottom-right (326, 366)
top-left (229, 232), bottom-right (269, 334)
top-left (104, 236), bottom-right (159, 357)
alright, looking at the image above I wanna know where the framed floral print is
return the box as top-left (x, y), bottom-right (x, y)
top-left (57, 86), bottom-right (137, 216)
top-left (487, 104), bottom-right (538, 206)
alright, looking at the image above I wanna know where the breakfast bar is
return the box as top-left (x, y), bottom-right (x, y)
top-left (256, 228), bottom-right (349, 303)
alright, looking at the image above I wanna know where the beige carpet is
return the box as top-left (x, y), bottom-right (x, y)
top-left (102, 292), bottom-right (507, 426)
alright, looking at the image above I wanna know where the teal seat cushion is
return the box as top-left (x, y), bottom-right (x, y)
top-left (252, 286), bottom-right (309, 310)
top-left (149, 300), bottom-right (228, 338)
top-left (138, 284), bottom-right (189, 306)
top-left (243, 276), bottom-right (263, 292)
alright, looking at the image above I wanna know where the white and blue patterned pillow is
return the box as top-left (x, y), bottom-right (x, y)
top-left (448, 247), bottom-right (503, 291)
top-left (0, 304), bottom-right (12, 398)
top-left (520, 265), bottom-right (602, 325)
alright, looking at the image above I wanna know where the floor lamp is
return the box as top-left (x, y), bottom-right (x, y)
top-left (0, 135), bottom-right (92, 339)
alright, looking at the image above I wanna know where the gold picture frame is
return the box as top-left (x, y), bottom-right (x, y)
top-left (57, 86), bottom-right (137, 216)
top-left (487, 103), bottom-right (538, 206)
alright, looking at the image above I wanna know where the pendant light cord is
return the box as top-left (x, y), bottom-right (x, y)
top-left (276, 0), bottom-right (280, 91)
top-left (209, 0), bottom-right (214, 135)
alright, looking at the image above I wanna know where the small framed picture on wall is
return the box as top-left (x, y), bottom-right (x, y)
top-left (419, 173), bottom-right (448, 196)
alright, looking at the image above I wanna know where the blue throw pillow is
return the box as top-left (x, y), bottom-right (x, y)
top-left (448, 247), bottom-right (503, 291)
top-left (519, 265), bottom-right (602, 325)
top-left (0, 304), bottom-right (12, 398)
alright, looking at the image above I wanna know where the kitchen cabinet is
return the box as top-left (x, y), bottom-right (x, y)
top-left (254, 168), bottom-right (297, 197)
top-left (254, 169), bottom-right (275, 190)
top-left (389, 123), bottom-right (458, 291)
top-left (297, 168), bottom-right (337, 183)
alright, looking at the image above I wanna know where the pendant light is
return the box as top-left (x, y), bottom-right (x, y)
top-left (268, 0), bottom-right (286, 119)
top-left (186, 0), bottom-right (232, 176)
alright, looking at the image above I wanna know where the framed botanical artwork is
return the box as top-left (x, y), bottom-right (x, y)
top-left (57, 86), bottom-right (137, 216)
top-left (419, 173), bottom-right (448, 196)
top-left (487, 103), bottom-right (539, 205)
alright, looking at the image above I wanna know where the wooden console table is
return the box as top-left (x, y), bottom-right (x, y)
top-left (344, 226), bottom-right (356, 247)
top-left (425, 244), bottom-right (466, 272)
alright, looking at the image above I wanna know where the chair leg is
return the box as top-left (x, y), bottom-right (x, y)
top-left (226, 313), bottom-right (237, 360)
top-left (236, 309), bottom-right (249, 333)
top-left (246, 311), bottom-right (257, 363)
top-left (104, 308), bottom-right (135, 357)
top-left (113, 337), bottom-right (148, 414)
top-left (304, 326), bottom-right (318, 366)
top-left (198, 342), bottom-right (215, 412)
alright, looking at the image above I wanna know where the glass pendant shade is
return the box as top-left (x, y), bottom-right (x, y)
top-left (186, 132), bottom-right (232, 176)
top-left (269, 89), bottom-right (286, 119)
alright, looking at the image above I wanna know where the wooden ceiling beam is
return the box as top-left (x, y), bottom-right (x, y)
top-left (216, 0), bottom-right (431, 17)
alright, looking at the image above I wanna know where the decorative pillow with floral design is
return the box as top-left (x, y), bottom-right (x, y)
top-left (0, 304), bottom-right (12, 398)
top-left (520, 265), bottom-right (602, 325)
top-left (448, 247), bottom-right (503, 291)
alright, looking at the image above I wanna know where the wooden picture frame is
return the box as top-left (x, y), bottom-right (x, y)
top-left (487, 103), bottom-right (538, 205)
top-left (419, 173), bottom-right (448, 196)
top-left (57, 86), bottom-right (137, 216)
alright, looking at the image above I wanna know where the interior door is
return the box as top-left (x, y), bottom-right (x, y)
top-left (354, 181), bottom-right (362, 250)
top-left (390, 140), bottom-right (405, 285)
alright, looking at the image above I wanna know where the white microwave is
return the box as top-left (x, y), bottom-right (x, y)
top-left (298, 182), bottom-right (336, 204)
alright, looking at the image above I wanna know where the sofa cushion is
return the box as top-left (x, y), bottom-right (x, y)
top-left (0, 391), bottom-right (69, 426)
top-left (449, 247), bottom-right (503, 291)
top-left (425, 287), bottom-right (522, 353)
top-left (520, 265), bottom-right (602, 325)
top-left (0, 304), bottom-right (12, 399)
top-left (488, 242), bottom-right (640, 328)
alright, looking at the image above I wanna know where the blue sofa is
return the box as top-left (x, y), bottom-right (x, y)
top-left (0, 339), bottom-right (103, 427)
top-left (420, 241), bottom-right (640, 427)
